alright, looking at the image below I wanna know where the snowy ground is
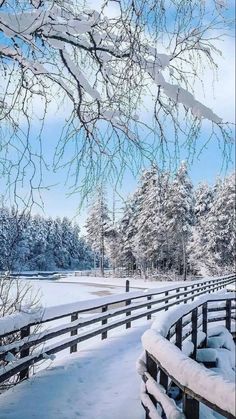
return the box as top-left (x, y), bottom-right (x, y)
top-left (19, 274), bottom-right (187, 307)
top-left (1, 276), bottom-right (234, 419)
top-left (57, 274), bottom-right (187, 290)
top-left (0, 322), bottom-right (150, 419)
top-left (22, 278), bottom-right (128, 307)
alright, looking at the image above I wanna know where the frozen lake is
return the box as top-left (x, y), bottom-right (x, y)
top-left (20, 279), bottom-right (129, 307)
top-left (17, 274), bottom-right (182, 308)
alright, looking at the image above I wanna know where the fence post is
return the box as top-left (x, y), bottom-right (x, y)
top-left (19, 325), bottom-right (30, 381)
top-left (176, 288), bottom-right (180, 304)
top-left (191, 284), bottom-right (195, 301)
top-left (160, 330), bottom-right (170, 400)
top-left (183, 393), bottom-right (199, 419)
top-left (70, 313), bottom-right (78, 353)
top-left (175, 318), bottom-right (182, 350)
top-left (146, 352), bottom-right (157, 410)
top-left (191, 308), bottom-right (198, 360)
top-left (165, 291), bottom-right (169, 311)
top-left (184, 286), bottom-right (187, 303)
top-left (125, 280), bottom-right (131, 328)
top-left (202, 303), bottom-right (208, 347)
top-left (147, 296), bottom-right (152, 320)
top-left (126, 298), bottom-right (131, 328)
top-left (101, 305), bottom-right (108, 340)
top-left (226, 299), bottom-right (231, 332)
top-left (159, 369), bottom-right (168, 391)
top-left (207, 280), bottom-right (210, 293)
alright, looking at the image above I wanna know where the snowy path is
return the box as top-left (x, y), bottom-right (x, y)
top-left (0, 323), bottom-right (150, 419)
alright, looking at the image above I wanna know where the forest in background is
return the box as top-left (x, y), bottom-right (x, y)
top-left (0, 163), bottom-right (235, 278)
top-left (86, 163), bottom-right (235, 279)
top-left (0, 212), bottom-right (94, 271)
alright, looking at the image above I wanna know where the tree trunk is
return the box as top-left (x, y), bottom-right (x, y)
top-left (94, 252), bottom-right (96, 271)
top-left (100, 236), bottom-right (105, 277)
top-left (182, 234), bottom-right (187, 281)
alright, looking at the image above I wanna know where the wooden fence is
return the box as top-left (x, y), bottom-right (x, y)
top-left (141, 294), bottom-right (236, 419)
top-left (0, 273), bottom-right (235, 388)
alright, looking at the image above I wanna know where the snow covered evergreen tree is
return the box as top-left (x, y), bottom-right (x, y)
top-left (161, 162), bottom-right (194, 279)
top-left (117, 197), bottom-right (137, 275)
top-left (85, 186), bottom-right (111, 276)
top-left (131, 167), bottom-right (165, 277)
top-left (204, 173), bottom-right (235, 273)
top-left (0, 209), bottom-right (93, 271)
top-left (187, 183), bottom-right (214, 275)
top-left (117, 166), bottom-right (170, 277)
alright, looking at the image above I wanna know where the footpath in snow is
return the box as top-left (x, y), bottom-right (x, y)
top-left (0, 323), bottom-right (150, 419)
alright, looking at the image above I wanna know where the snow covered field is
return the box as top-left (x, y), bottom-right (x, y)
top-left (57, 274), bottom-right (185, 289)
top-left (18, 274), bottom-right (186, 307)
top-left (22, 277), bottom-right (129, 307)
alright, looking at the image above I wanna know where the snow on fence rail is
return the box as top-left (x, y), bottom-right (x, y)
top-left (139, 293), bottom-right (236, 419)
top-left (0, 273), bottom-right (235, 387)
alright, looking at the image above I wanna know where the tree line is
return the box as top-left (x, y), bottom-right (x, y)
top-left (0, 209), bottom-right (93, 271)
top-left (0, 164), bottom-right (234, 277)
top-left (86, 164), bottom-right (235, 279)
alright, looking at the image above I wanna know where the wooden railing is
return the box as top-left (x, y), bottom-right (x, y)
top-left (141, 293), bottom-right (236, 419)
top-left (0, 273), bottom-right (235, 387)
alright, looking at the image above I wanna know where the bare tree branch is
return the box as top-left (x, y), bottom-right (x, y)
top-left (0, 0), bottom-right (234, 203)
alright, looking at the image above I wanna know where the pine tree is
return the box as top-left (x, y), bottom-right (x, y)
top-left (0, 206), bottom-right (11, 271)
top-left (85, 186), bottom-right (111, 276)
top-left (187, 182), bottom-right (214, 275)
top-left (204, 173), bottom-right (235, 273)
top-left (132, 167), bottom-right (158, 277)
top-left (165, 162), bottom-right (194, 279)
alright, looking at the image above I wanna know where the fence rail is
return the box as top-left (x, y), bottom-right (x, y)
top-left (141, 293), bottom-right (236, 419)
top-left (0, 273), bottom-right (235, 388)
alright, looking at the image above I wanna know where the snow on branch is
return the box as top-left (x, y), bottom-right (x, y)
top-left (0, 2), bottom-right (223, 123)
top-left (0, 0), bottom-right (233, 199)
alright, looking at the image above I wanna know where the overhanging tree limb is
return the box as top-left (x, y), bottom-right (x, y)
top-left (0, 0), bottom-right (234, 202)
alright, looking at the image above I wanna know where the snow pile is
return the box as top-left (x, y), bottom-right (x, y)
top-left (208, 325), bottom-right (236, 378)
top-left (208, 325), bottom-right (235, 352)
top-left (196, 348), bottom-right (217, 363)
